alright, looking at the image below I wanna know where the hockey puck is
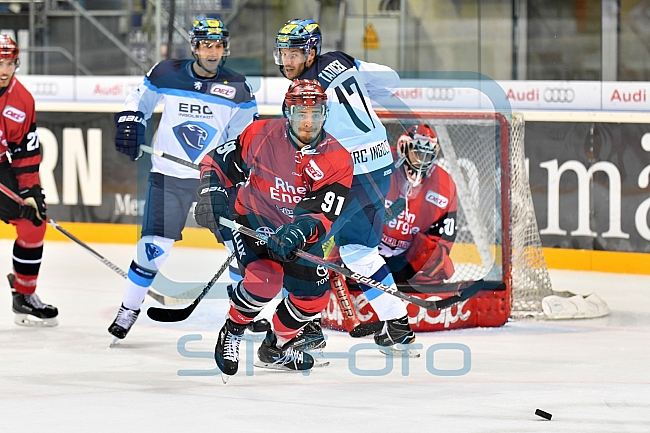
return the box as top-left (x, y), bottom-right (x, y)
top-left (535, 409), bottom-right (552, 420)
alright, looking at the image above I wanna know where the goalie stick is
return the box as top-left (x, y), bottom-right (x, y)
top-left (219, 217), bottom-right (502, 312)
top-left (146, 250), bottom-right (236, 322)
top-left (0, 181), bottom-right (201, 306)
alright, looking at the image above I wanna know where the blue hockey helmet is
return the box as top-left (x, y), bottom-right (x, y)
top-left (189, 18), bottom-right (230, 56)
top-left (274, 19), bottom-right (322, 65)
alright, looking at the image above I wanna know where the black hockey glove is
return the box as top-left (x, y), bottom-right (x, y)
top-left (19, 185), bottom-right (47, 226)
top-left (267, 218), bottom-right (318, 262)
top-left (114, 110), bottom-right (147, 162)
top-left (194, 170), bottom-right (230, 234)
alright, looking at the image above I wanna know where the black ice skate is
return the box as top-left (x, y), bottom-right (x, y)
top-left (374, 315), bottom-right (420, 358)
top-left (8, 273), bottom-right (58, 327)
top-left (108, 304), bottom-right (140, 344)
top-left (255, 330), bottom-right (327, 371)
top-left (288, 318), bottom-right (326, 351)
top-left (215, 319), bottom-right (246, 383)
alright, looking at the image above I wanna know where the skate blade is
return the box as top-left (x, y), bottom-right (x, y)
top-left (221, 373), bottom-right (230, 384)
top-left (109, 337), bottom-right (121, 348)
top-left (254, 359), bottom-right (329, 371)
top-left (379, 346), bottom-right (421, 358)
top-left (14, 314), bottom-right (58, 328)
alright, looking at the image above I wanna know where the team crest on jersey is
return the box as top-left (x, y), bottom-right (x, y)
top-left (144, 243), bottom-right (165, 261)
top-left (304, 159), bottom-right (324, 181)
top-left (210, 83), bottom-right (236, 99)
top-left (425, 190), bottom-right (449, 208)
top-left (3, 105), bottom-right (26, 123)
top-left (172, 121), bottom-right (217, 162)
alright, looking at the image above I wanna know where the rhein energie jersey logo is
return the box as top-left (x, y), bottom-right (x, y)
top-left (172, 121), bottom-right (218, 162)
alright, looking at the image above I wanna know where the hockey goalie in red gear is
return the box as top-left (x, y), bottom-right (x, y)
top-left (0, 35), bottom-right (58, 327)
top-left (194, 79), bottom-right (353, 380)
top-left (380, 124), bottom-right (457, 285)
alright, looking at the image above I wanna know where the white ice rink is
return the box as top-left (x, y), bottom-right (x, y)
top-left (0, 238), bottom-right (649, 432)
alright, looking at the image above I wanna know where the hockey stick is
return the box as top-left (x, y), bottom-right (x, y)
top-left (140, 145), bottom-right (200, 170)
top-left (0, 181), bottom-right (195, 306)
top-left (219, 217), bottom-right (501, 312)
top-left (146, 250), bottom-right (236, 322)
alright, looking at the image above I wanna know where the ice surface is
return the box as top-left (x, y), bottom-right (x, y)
top-left (0, 239), bottom-right (649, 432)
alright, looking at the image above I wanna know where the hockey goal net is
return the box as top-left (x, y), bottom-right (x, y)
top-left (378, 111), bottom-right (553, 318)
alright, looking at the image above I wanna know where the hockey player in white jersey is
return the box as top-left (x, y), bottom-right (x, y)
top-left (109, 18), bottom-right (258, 341)
top-left (273, 19), bottom-right (417, 351)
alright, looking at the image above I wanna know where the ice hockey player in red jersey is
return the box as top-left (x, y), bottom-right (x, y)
top-left (0, 35), bottom-right (58, 327)
top-left (194, 79), bottom-right (353, 380)
top-left (380, 124), bottom-right (457, 286)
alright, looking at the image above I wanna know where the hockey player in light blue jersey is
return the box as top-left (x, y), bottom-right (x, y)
top-left (273, 19), bottom-right (417, 353)
top-left (109, 18), bottom-right (258, 342)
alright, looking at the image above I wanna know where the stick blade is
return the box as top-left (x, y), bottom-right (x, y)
top-left (146, 304), bottom-right (194, 322)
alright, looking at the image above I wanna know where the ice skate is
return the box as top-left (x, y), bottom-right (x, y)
top-left (374, 315), bottom-right (420, 358)
top-left (255, 330), bottom-right (328, 371)
top-left (215, 319), bottom-right (246, 383)
top-left (108, 304), bottom-right (140, 346)
top-left (8, 273), bottom-right (58, 327)
top-left (288, 318), bottom-right (326, 351)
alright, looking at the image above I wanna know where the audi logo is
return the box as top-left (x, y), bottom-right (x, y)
top-left (29, 82), bottom-right (59, 96)
top-left (544, 88), bottom-right (575, 103)
top-left (425, 88), bottom-right (456, 101)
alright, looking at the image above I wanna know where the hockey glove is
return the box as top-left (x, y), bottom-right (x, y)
top-left (114, 110), bottom-right (147, 161)
top-left (19, 185), bottom-right (47, 226)
top-left (194, 170), bottom-right (230, 234)
top-left (406, 232), bottom-right (454, 283)
top-left (267, 218), bottom-right (318, 262)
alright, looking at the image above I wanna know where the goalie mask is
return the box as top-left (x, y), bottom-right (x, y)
top-left (284, 79), bottom-right (328, 146)
top-left (189, 18), bottom-right (230, 75)
top-left (396, 124), bottom-right (439, 187)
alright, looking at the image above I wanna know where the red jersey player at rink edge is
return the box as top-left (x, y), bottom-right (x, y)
top-left (0, 35), bottom-right (58, 327)
top-left (194, 79), bottom-right (353, 380)
top-left (379, 124), bottom-right (457, 285)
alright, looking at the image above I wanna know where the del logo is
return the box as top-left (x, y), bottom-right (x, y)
top-left (305, 159), bottom-right (324, 181)
top-left (210, 84), bottom-right (236, 99)
top-left (172, 121), bottom-right (217, 162)
top-left (3, 106), bottom-right (26, 123)
top-left (425, 190), bottom-right (448, 208)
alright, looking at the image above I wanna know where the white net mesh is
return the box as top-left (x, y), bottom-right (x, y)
top-left (381, 112), bottom-right (553, 317)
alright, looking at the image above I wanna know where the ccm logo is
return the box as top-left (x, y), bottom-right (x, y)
top-left (3, 106), bottom-right (26, 123)
top-left (210, 84), bottom-right (236, 99)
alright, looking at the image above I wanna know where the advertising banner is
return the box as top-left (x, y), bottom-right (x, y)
top-left (528, 121), bottom-right (650, 252)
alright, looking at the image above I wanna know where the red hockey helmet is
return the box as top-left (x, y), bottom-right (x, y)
top-left (0, 35), bottom-right (19, 60)
top-left (284, 79), bottom-right (327, 114)
top-left (396, 124), bottom-right (439, 186)
top-left (284, 79), bottom-right (328, 145)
